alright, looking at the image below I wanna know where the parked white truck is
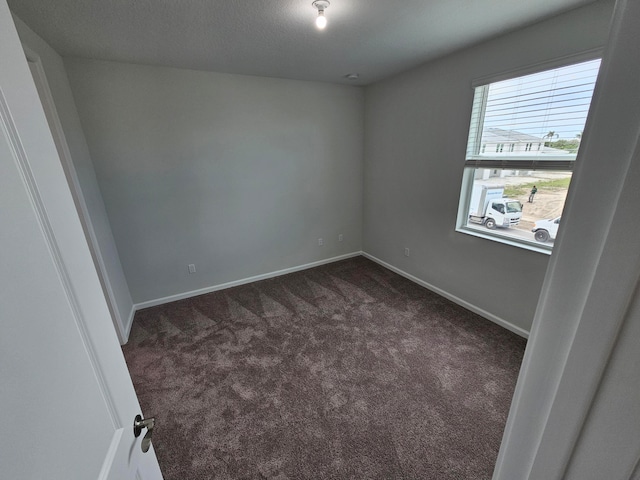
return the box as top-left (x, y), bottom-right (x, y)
top-left (532, 216), bottom-right (561, 242)
top-left (468, 184), bottom-right (523, 229)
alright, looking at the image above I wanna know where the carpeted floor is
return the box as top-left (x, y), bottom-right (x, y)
top-left (123, 256), bottom-right (526, 480)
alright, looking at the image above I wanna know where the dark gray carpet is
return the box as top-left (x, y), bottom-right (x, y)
top-left (123, 256), bottom-right (525, 479)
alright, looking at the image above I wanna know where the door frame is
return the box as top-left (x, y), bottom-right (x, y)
top-left (23, 45), bottom-right (130, 343)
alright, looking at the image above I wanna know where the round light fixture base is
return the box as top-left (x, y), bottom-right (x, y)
top-left (312, 1), bottom-right (330, 11)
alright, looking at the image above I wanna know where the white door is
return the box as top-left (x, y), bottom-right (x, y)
top-left (0, 2), bottom-right (163, 479)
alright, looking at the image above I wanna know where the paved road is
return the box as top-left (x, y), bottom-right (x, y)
top-left (505, 227), bottom-right (555, 247)
top-left (468, 224), bottom-right (555, 248)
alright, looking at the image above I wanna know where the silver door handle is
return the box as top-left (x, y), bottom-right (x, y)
top-left (133, 414), bottom-right (155, 453)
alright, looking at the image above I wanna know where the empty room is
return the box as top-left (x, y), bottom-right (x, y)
top-left (2, 0), bottom-right (640, 479)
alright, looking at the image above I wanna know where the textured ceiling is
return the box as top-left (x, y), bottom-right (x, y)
top-left (9, 0), bottom-right (597, 85)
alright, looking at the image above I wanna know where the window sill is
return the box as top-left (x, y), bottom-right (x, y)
top-left (456, 225), bottom-right (553, 255)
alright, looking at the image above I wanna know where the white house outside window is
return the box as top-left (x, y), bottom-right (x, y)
top-left (456, 57), bottom-right (601, 252)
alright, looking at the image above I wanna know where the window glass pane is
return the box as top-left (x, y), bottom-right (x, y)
top-left (479, 59), bottom-right (600, 159)
top-left (467, 59), bottom-right (601, 164)
top-left (463, 168), bottom-right (571, 248)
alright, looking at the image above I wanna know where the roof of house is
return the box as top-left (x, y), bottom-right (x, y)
top-left (484, 128), bottom-right (545, 143)
top-left (482, 128), bottom-right (571, 154)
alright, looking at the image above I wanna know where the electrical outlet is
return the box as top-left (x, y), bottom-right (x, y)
top-left (404, 248), bottom-right (410, 257)
top-left (338, 234), bottom-right (344, 242)
top-left (318, 238), bottom-right (324, 246)
top-left (188, 264), bottom-right (196, 274)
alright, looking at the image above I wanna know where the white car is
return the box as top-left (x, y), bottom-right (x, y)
top-left (532, 216), bottom-right (561, 243)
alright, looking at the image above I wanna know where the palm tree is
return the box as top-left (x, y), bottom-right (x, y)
top-left (544, 131), bottom-right (559, 147)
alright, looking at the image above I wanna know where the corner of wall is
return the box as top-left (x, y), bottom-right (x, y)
top-left (362, 252), bottom-right (529, 338)
top-left (121, 305), bottom-right (136, 345)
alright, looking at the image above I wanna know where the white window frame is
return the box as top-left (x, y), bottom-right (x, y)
top-left (455, 50), bottom-right (602, 254)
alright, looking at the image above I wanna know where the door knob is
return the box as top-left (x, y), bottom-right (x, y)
top-left (133, 414), bottom-right (155, 453)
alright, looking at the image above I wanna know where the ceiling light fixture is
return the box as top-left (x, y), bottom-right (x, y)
top-left (312, 0), bottom-right (330, 30)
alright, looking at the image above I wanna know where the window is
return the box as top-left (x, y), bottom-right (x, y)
top-left (456, 58), bottom-right (601, 252)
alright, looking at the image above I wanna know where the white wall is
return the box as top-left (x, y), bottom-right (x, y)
top-left (563, 287), bottom-right (640, 479)
top-left (362, 0), bottom-right (615, 333)
top-left (12, 16), bottom-right (134, 341)
top-left (64, 59), bottom-right (364, 304)
top-left (494, 0), bottom-right (640, 476)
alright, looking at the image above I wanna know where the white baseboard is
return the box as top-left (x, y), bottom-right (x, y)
top-left (122, 304), bottom-right (136, 345)
top-left (124, 250), bottom-right (528, 342)
top-left (362, 252), bottom-right (530, 339)
top-left (132, 252), bottom-right (363, 312)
